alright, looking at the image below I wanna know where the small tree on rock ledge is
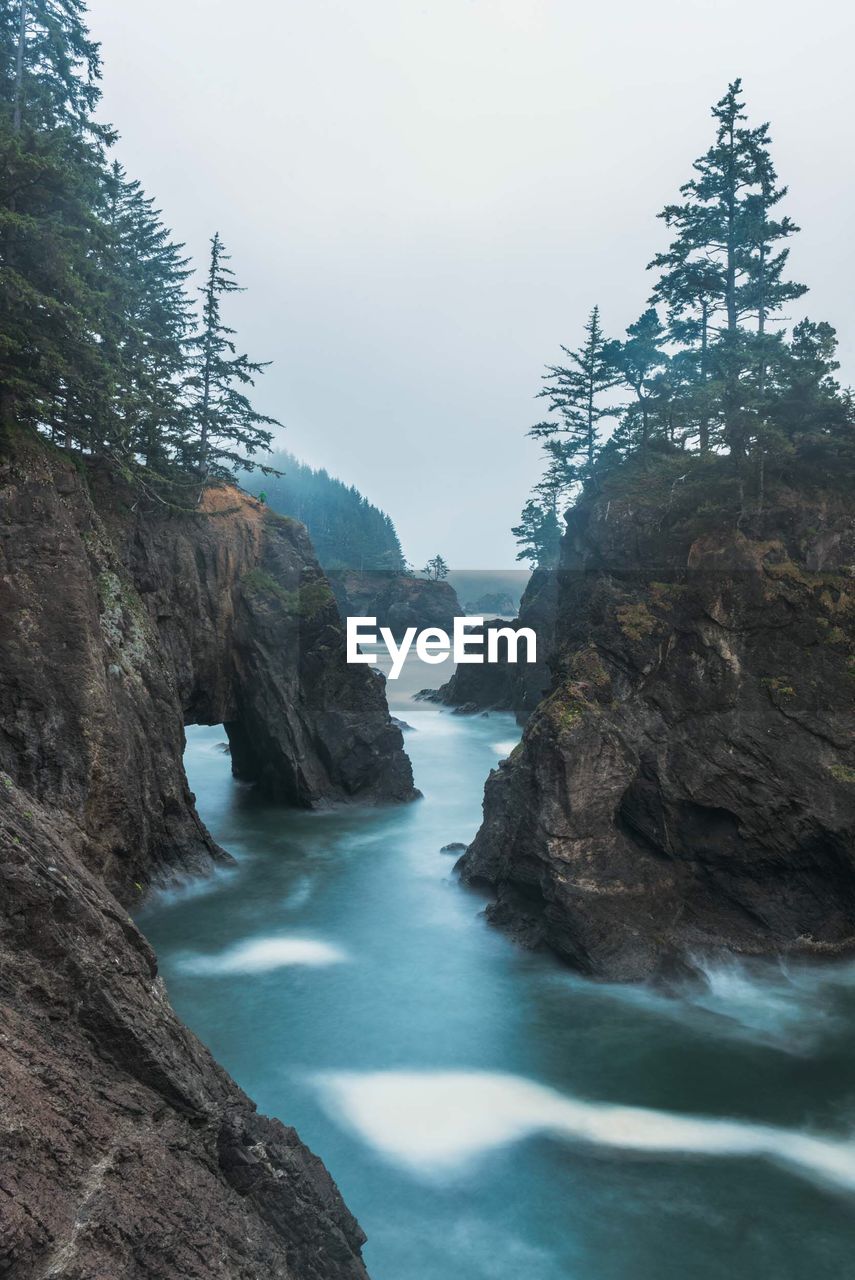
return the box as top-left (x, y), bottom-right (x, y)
top-left (422, 554), bottom-right (449, 581)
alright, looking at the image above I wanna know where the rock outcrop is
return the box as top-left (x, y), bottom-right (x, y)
top-left (0, 778), bottom-right (368, 1280)
top-left (0, 438), bottom-right (414, 894)
top-left (0, 431), bottom-right (413, 1276)
top-left (328, 569), bottom-right (460, 639)
top-left (428, 571), bottom-right (556, 722)
top-left (461, 591), bottom-right (518, 616)
top-left (459, 457), bottom-right (855, 982)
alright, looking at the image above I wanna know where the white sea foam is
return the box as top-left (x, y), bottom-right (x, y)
top-left (680, 955), bottom-right (855, 1050)
top-left (178, 936), bottom-right (347, 975)
top-left (492, 740), bottom-right (519, 758)
top-left (314, 1069), bottom-right (855, 1193)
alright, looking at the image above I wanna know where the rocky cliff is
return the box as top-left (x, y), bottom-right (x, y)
top-left (0, 432), bottom-right (414, 1277)
top-left (328, 569), bottom-right (460, 639)
top-left (458, 455), bottom-right (855, 982)
top-left (427, 570), bottom-right (556, 721)
top-left (0, 777), bottom-right (369, 1280)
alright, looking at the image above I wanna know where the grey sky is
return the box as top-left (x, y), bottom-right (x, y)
top-left (88, 0), bottom-right (854, 568)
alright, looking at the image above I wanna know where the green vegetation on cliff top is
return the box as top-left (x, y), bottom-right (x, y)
top-left (516, 80), bottom-right (854, 567)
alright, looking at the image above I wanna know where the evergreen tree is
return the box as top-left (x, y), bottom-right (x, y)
top-left (649, 80), bottom-right (806, 457)
top-left (512, 496), bottom-right (562, 568)
top-left (97, 162), bottom-right (193, 467)
top-left (3, 0), bottom-right (104, 132)
top-left (742, 124), bottom-right (806, 400)
top-left (241, 449), bottom-right (406, 571)
top-left (530, 305), bottom-right (619, 478)
top-left (767, 320), bottom-right (851, 444)
top-left (534, 437), bottom-right (575, 506)
top-left (648, 257), bottom-right (721, 452)
top-left (610, 308), bottom-right (670, 462)
top-left (522, 81), bottom-right (848, 530)
top-left (185, 232), bottom-right (279, 486)
top-left (0, 0), bottom-right (112, 434)
top-left (422, 554), bottom-right (449, 581)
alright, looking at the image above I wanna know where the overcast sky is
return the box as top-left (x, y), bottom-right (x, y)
top-left (88, 0), bottom-right (854, 568)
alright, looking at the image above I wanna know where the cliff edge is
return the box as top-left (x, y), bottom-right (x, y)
top-left (459, 455), bottom-right (855, 982)
top-left (0, 432), bottom-right (413, 1277)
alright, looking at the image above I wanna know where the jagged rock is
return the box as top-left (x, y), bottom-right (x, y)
top-left (0, 435), bottom-right (415, 897)
top-left (0, 776), bottom-right (368, 1280)
top-left (0, 432), bottom-right (413, 1276)
top-left (327, 569), bottom-right (460, 639)
top-left (459, 461), bottom-right (855, 981)
top-left (430, 573), bottom-right (556, 722)
top-left (440, 842), bottom-right (468, 854)
top-left (463, 591), bottom-right (517, 615)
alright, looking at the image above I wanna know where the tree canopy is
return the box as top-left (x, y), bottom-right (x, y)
top-left (422, 555), bottom-right (449, 582)
top-left (0, 0), bottom-right (277, 502)
top-left (516, 79), bottom-right (852, 566)
top-left (242, 450), bottom-right (406, 572)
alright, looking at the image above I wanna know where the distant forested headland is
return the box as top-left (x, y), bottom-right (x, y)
top-left (241, 452), bottom-right (406, 572)
top-left (2, 5), bottom-right (851, 572)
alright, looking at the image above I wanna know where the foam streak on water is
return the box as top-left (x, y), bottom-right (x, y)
top-left (177, 936), bottom-right (347, 974)
top-left (316, 1070), bottom-right (855, 1194)
top-left (139, 657), bottom-right (855, 1280)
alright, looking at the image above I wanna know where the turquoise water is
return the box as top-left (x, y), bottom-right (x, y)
top-left (141, 654), bottom-right (855, 1279)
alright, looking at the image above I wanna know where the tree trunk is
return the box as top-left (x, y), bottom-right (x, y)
top-left (1, 2), bottom-right (28, 436)
top-left (13, 2), bottom-right (27, 133)
top-left (724, 119), bottom-right (743, 462)
top-left (758, 234), bottom-right (767, 400)
top-left (0, 385), bottom-right (15, 440)
top-left (725, 125), bottom-right (738, 336)
top-left (699, 304), bottom-right (710, 453)
top-left (639, 395), bottom-right (649, 469)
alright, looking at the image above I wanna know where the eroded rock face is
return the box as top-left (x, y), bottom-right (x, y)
top-left (428, 571), bottom-right (556, 722)
top-left (0, 433), bottom-right (413, 1277)
top-left (0, 438), bottom-right (415, 897)
top-left (459, 468), bottom-right (855, 981)
top-left (0, 778), bottom-right (368, 1280)
top-left (328, 569), bottom-right (460, 639)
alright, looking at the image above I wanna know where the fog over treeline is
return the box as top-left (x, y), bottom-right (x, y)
top-left (89, 0), bottom-right (855, 565)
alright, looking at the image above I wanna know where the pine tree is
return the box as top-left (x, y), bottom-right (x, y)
top-left (237, 450), bottom-right (407, 572)
top-left (611, 308), bottom-right (670, 462)
top-left (2, 0), bottom-right (104, 133)
top-left (530, 305), bottom-right (619, 480)
top-left (648, 257), bottom-right (722, 452)
top-left (649, 80), bottom-right (806, 457)
top-left (767, 320), bottom-right (851, 444)
top-left (741, 123), bottom-right (807, 400)
top-left (422, 555), bottom-right (449, 581)
top-left (98, 163), bottom-right (194, 468)
top-left (0, 0), bottom-right (113, 436)
top-left (512, 495), bottom-right (562, 568)
top-left (534, 437), bottom-right (575, 506)
top-left (185, 233), bottom-right (280, 489)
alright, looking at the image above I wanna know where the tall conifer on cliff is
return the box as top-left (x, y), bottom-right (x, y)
top-left (0, 0), bottom-right (112, 436)
top-left (649, 80), bottom-right (806, 457)
top-left (185, 232), bottom-right (280, 489)
top-left (529, 305), bottom-right (619, 480)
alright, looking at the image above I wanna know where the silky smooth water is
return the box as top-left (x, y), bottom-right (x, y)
top-left (141, 652), bottom-right (855, 1279)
